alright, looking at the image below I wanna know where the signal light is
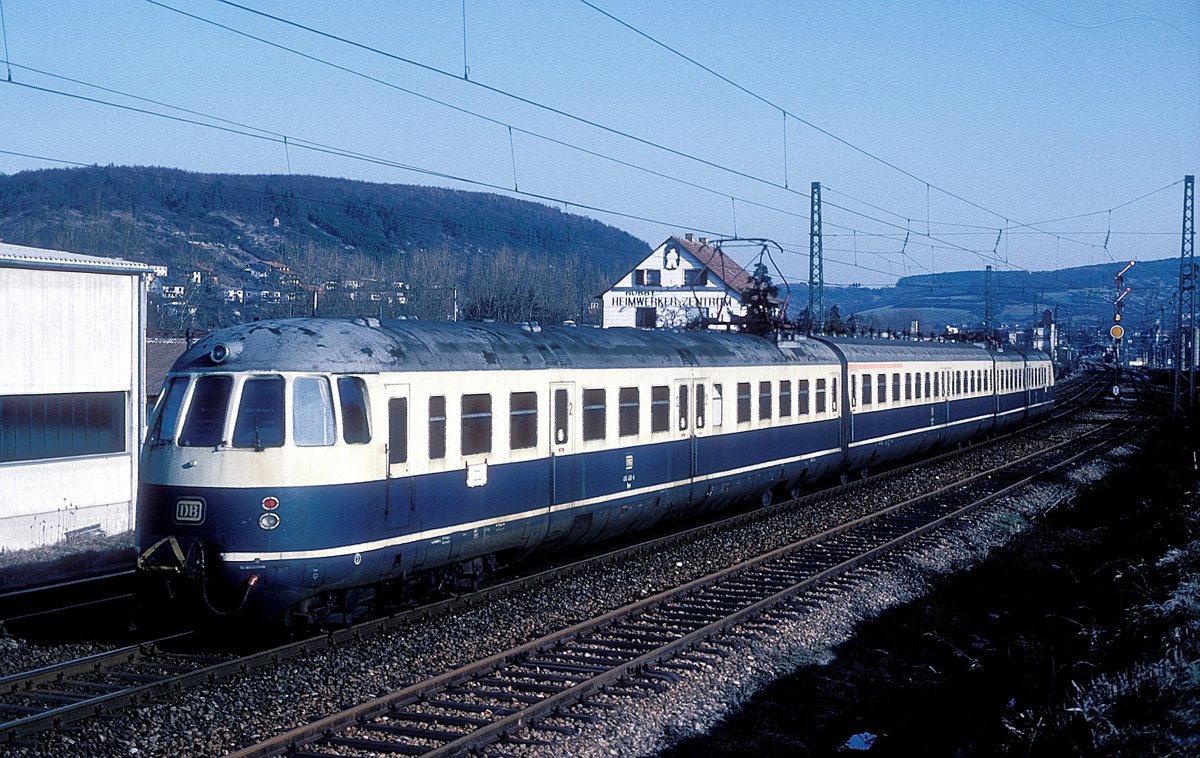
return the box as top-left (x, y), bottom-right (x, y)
top-left (1114, 313), bottom-right (1122, 322)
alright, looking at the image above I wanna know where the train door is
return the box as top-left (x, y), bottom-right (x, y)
top-left (673, 378), bottom-right (703, 483)
top-left (385, 384), bottom-right (412, 531)
top-left (550, 382), bottom-right (575, 504)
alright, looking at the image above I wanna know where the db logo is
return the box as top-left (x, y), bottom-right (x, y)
top-left (174, 498), bottom-right (205, 524)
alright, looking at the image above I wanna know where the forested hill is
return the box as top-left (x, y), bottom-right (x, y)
top-left (0, 166), bottom-right (650, 324)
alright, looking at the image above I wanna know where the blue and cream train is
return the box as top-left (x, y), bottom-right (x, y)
top-left (136, 318), bottom-right (1054, 621)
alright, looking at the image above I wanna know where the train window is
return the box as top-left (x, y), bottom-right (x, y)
top-left (232, 376), bottom-right (285, 449)
top-left (955, 372), bottom-right (962, 395)
top-left (553, 389), bottom-right (569, 445)
top-left (388, 398), bottom-right (408, 463)
top-left (696, 384), bottom-right (707, 429)
top-left (891, 373), bottom-right (901, 403)
top-left (779, 380), bottom-right (792, 417)
top-left (337, 377), bottom-right (371, 444)
top-left (736, 383), bottom-right (751, 423)
top-left (758, 381), bottom-right (771, 421)
top-left (462, 394), bottom-right (492, 455)
top-left (294, 377), bottom-right (336, 447)
top-left (651, 386), bottom-right (670, 432)
top-left (877, 374), bottom-right (888, 404)
top-left (799, 379), bottom-right (811, 414)
top-left (832, 378), bottom-right (838, 411)
top-left (429, 396), bottom-right (446, 458)
top-left (180, 375), bottom-right (233, 447)
top-left (850, 375), bottom-right (857, 406)
top-left (583, 389), bottom-right (606, 441)
top-left (711, 384), bottom-right (723, 427)
top-left (861, 375), bottom-right (872, 405)
top-left (679, 384), bottom-right (690, 431)
top-left (149, 376), bottom-right (188, 444)
top-left (619, 387), bottom-right (639, 437)
top-left (925, 372), bottom-right (931, 399)
top-left (510, 392), bottom-right (538, 449)
top-left (816, 379), bottom-right (827, 413)
top-left (914, 372), bottom-right (922, 400)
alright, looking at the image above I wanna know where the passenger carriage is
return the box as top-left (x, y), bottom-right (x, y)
top-left (136, 318), bottom-right (1053, 621)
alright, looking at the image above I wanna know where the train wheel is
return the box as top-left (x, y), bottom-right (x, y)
top-left (760, 490), bottom-right (773, 508)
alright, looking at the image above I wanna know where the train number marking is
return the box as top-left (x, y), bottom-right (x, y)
top-left (174, 498), bottom-right (206, 525)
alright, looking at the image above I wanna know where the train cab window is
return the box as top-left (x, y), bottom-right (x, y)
top-left (337, 377), bottom-right (371, 444)
top-left (891, 374), bottom-right (901, 404)
top-left (650, 385), bottom-right (670, 433)
top-left (758, 381), bottom-right (771, 421)
top-left (553, 389), bottom-right (569, 445)
top-left (877, 375), bottom-right (888, 404)
top-left (711, 384), bottom-right (723, 427)
top-left (736, 382), bottom-right (751, 423)
top-left (180, 375), bottom-right (233, 447)
top-left (619, 387), bottom-right (639, 437)
top-left (232, 376), bottom-right (285, 449)
top-left (816, 379), bottom-right (827, 413)
top-left (150, 376), bottom-right (188, 444)
top-left (779, 380), bottom-right (792, 417)
top-left (862, 375), bottom-right (872, 405)
top-left (429, 396), bottom-right (447, 458)
top-left (679, 384), bottom-right (690, 431)
top-left (510, 392), bottom-right (538, 449)
top-left (696, 384), bottom-right (707, 429)
top-left (462, 393), bottom-right (492, 455)
top-left (388, 398), bottom-right (408, 463)
top-left (293, 377), bottom-right (336, 447)
top-left (583, 389), bottom-right (606, 441)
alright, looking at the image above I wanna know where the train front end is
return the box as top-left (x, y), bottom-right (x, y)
top-left (136, 320), bottom-right (393, 622)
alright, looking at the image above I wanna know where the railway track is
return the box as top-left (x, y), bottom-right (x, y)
top-left (0, 370), bottom-right (1123, 749)
top-left (229, 380), bottom-right (1142, 756)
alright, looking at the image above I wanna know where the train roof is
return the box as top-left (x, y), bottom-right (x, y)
top-left (818, 337), bottom-right (1046, 364)
top-left (171, 318), bottom-right (844, 374)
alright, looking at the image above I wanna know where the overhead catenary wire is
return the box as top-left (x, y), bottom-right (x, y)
top-left (575, 0), bottom-right (1100, 241)
top-left (151, 0), bottom-right (1067, 276)
top-left (0, 2), bottom-right (1181, 298)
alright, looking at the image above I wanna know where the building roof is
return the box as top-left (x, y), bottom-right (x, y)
top-left (0, 242), bottom-right (156, 275)
top-left (669, 236), bottom-right (754, 293)
top-left (146, 339), bottom-right (189, 396)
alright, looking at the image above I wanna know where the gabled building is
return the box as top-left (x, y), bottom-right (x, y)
top-left (601, 234), bottom-right (752, 328)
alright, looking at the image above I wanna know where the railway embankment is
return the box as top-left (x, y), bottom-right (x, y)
top-left (661, 412), bottom-right (1200, 756)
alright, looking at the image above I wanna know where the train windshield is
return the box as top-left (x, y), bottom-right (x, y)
top-left (149, 376), bottom-right (189, 444)
top-left (232, 376), bottom-right (285, 449)
top-left (180, 375), bottom-right (233, 447)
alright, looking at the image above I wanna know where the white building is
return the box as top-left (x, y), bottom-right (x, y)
top-left (602, 234), bottom-right (753, 328)
top-left (0, 242), bottom-right (155, 553)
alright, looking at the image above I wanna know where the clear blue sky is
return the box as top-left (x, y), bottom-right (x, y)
top-left (1, 0), bottom-right (1196, 289)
